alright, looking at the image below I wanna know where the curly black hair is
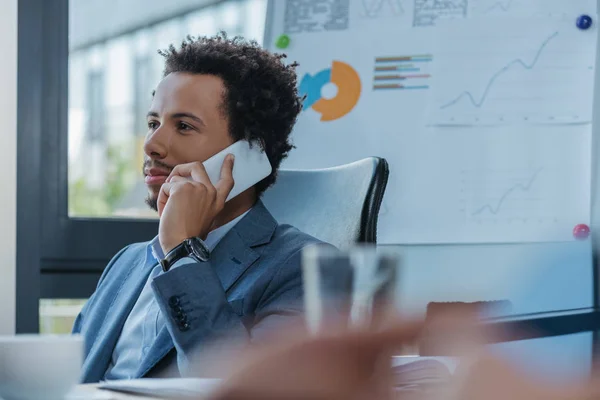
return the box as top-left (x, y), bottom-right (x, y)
top-left (158, 32), bottom-right (303, 196)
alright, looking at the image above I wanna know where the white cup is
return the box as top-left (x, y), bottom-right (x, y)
top-left (0, 334), bottom-right (83, 400)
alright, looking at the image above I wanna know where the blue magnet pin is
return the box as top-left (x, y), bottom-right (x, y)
top-left (576, 14), bottom-right (593, 30)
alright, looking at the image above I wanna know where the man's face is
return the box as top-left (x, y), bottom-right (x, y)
top-left (143, 72), bottom-right (233, 211)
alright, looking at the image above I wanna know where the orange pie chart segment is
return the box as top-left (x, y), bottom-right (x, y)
top-left (312, 61), bottom-right (361, 122)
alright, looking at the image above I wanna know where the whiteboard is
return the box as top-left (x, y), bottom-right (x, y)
top-left (264, 0), bottom-right (600, 364)
top-left (265, 0), bottom-right (597, 245)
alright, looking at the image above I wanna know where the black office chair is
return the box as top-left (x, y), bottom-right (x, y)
top-left (262, 157), bottom-right (389, 249)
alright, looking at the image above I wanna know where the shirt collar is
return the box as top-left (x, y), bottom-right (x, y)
top-left (149, 208), bottom-right (251, 263)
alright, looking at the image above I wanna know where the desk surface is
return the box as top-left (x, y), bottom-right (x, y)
top-left (75, 384), bottom-right (161, 400)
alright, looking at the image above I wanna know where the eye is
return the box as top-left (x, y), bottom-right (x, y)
top-left (177, 122), bottom-right (193, 132)
top-left (147, 120), bottom-right (159, 130)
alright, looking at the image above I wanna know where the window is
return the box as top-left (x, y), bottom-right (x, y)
top-left (86, 70), bottom-right (105, 143)
top-left (133, 55), bottom-right (153, 138)
top-left (17, 0), bottom-right (268, 332)
top-left (40, 299), bottom-right (86, 335)
top-left (68, 0), bottom-right (268, 219)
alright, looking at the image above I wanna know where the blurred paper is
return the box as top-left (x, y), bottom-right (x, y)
top-left (67, 386), bottom-right (117, 400)
top-left (392, 357), bottom-right (458, 393)
top-left (98, 378), bottom-right (222, 399)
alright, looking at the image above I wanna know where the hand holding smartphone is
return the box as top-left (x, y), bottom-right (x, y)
top-left (158, 140), bottom-right (272, 253)
top-left (201, 140), bottom-right (272, 202)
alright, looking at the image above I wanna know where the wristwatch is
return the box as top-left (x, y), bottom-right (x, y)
top-left (160, 237), bottom-right (211, 272)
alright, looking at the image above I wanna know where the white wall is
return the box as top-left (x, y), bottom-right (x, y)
top-left (0, 0), bottom-right (18, 334)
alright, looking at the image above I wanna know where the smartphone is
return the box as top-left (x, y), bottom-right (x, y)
top-left (203, 140), bottom-right (272, 202)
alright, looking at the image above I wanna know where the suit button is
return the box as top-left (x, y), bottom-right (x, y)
top-left (172, 306), bottom-right (185, 318)
top-left (179, 322), bottom-right (190, 331)
top-left (172, 313), bottom-right (187, 322)
top-left (172, 305), bottom-right (183, 314)
top-left (174, 313), bottom-right (187, 324)
top-left (168, 296), bottom-right (180, 307)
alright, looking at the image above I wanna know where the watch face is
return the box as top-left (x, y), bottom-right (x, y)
top-left (188, 237), bottom-right (210, 261)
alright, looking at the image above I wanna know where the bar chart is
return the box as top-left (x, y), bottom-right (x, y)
top-left (373, 54), bottom-right (432, 90)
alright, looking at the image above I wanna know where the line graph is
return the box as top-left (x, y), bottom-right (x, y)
top-left (432, 18), bottom-right (595, 126)
top-left (471, 168), bottom-right (543, 216)
top-left (470, 0), bottom-right (591, 18)
top-left (486, 0), bottom-right (513, 12)
top-left (440, 32), bottom-right (558, 110)
top-left (361, 0), bottom-right (404, 18)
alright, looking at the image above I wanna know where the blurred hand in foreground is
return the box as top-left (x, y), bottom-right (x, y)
top-left (208, 318), bottom-right (422, 400)
top-left (207, 312), bottom-right (600, 400)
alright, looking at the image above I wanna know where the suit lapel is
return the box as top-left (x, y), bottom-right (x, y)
top-left (212, 200), bottom-right (278, 291)
top-left (81, 254), bottom-right (153, 383)
top-left (135, 200), bottom-right (278, 378)
top-left (210, 230), bottom-right (260, 292)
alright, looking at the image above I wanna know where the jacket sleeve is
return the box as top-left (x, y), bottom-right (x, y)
top-left (72, 245), bottom-right (130, 334)
top-left (150, 246), bottom-right (310, 377)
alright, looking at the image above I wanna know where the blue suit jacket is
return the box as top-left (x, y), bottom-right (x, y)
top-left (73, 200), bottom-right (326, 383)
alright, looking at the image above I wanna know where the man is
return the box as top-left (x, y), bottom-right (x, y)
top-left (73, 33), bottom-right (328, 382)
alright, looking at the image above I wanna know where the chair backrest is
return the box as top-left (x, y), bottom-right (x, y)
top-left (262, 157), bottom-right (389, 249)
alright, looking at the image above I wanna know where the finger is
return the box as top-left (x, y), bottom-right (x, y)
top-left (157, 182), bottom-right (173, 217)
top-left (168, 175), bottom-right (190, 183)
top-left (350, 317), bottom-right (424, 352)
top-left (215, 154), bottom-right (235, 203)
top-left (420, 309), bottom-right (489, 357)
top-left (168, 161), bottom-right (212, 185)
top-left (345, 311), bottom-right (483, 358)
top-left (158, 181), bottom-right (199, 217)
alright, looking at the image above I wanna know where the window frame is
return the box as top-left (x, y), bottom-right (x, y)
top-left (17, 0), bottom-right (45, 333)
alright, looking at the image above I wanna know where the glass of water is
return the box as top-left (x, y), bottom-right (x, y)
top-left (302, 245), bottom-right (401, 334)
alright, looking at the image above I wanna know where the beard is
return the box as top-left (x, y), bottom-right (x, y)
top-left (143, 158), bottom-right (174, 212)
top-left (145, 194), bottom-right (158, 212)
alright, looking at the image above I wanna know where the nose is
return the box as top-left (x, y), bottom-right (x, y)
top-left (143, 125), bottom-right (170, 160)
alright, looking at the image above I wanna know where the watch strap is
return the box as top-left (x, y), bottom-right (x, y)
top-left (160, 237), bottom-right (211, 272)
top-left (160, 241), bottom-right (191, 272)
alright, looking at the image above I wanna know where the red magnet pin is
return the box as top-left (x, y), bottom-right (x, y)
top-left (573, 224), bottom-right (590, 240)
